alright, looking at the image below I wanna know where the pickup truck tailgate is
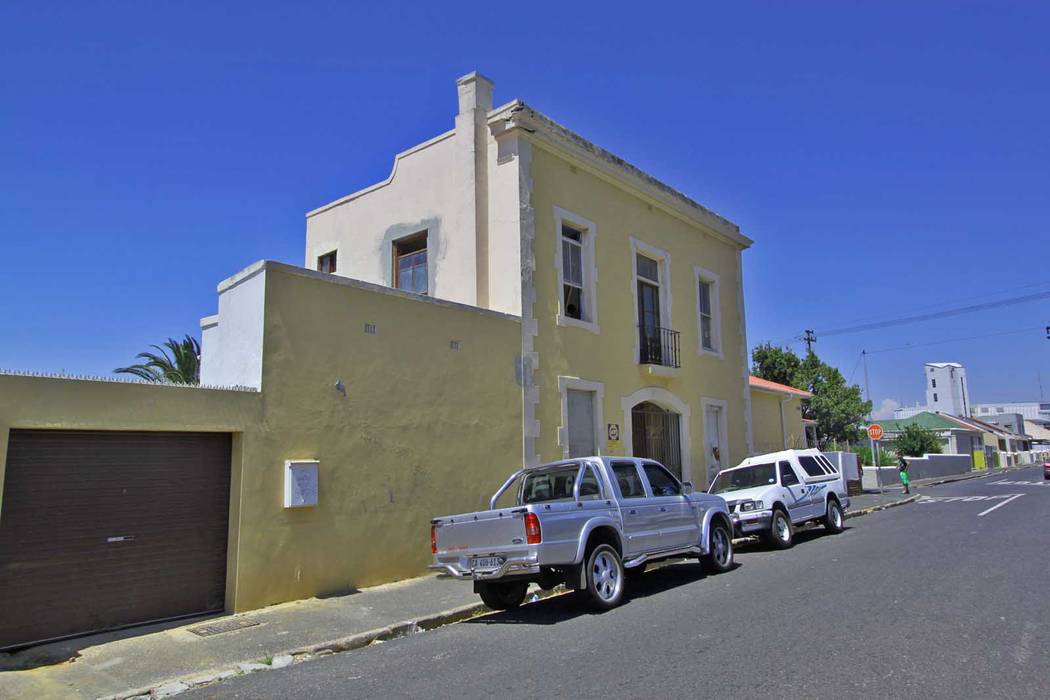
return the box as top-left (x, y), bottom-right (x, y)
top-left (433, 509), bottom-right (527, 556)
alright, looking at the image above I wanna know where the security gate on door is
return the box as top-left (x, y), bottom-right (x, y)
top-left (631, 402), bottom-right (683, 479)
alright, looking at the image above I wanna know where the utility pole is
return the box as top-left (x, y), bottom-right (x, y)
top-left (862, 350), bottom-right (883, 493)
top-left (803, 330), bottom-right (817, 354)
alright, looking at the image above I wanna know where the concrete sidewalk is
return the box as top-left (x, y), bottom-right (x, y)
top-left (0, 575), bottom-right (498, 700)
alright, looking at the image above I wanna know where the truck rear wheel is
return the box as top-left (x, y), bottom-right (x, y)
top-left (763, 508), bottom-right (793, 549)
top-left (824, 499), bottom-right (845, 534)
top-left (477, 581), bottom-right (528, 610)
top-left (583, 544), bottom-right (625, 610)
top-left (701, 521), bottom-right (734, 573)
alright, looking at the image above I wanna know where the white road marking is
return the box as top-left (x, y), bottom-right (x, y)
top-left (987, 479), bottom-right (1049, 487)
top-left (977, 493), bottom-right (1024, 517)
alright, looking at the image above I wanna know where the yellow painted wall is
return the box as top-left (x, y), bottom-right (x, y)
top-left (229, 264), bottom-right (523, 609)
top-left (0, 264), bottom-right (524, 613)
top-left (0, 374), bottom-right (262, 607)
top-left (749, 390), bottom-right (808, 454)
top-left (526, 144), bottom-right (749, 484)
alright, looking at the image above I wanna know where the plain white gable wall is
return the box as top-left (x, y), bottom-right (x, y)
top-left (304, 131), bottom-right (475, 303)
top-left (199, 264), bottom-right (266, 390)
top-left (303, 73), bottom-right (515, 312)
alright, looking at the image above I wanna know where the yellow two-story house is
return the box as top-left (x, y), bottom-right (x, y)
top-left (305, 72), bottom-right (754, 486)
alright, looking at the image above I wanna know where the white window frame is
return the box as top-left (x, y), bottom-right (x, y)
top-left (558, 376), bottom-right (605, 459)
top-left (629, 237), bottom-right (673, 364)
top-left (701, 397), bottom-right (730, 485)
top-left (693, 265), bottom-right (722, 359)
top-left (554, 207), bottom-right (599, 334)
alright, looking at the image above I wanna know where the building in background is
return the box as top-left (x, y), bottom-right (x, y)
top-left (970, 401), bottom-right (1050, 422)
top-left (894, 361), bottom-right (971, 419)
top-left (748, 376), bottom-right (811, 454)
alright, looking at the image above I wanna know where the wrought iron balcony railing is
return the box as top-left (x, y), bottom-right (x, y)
top-left (639, 325), bottom-right (681, 368)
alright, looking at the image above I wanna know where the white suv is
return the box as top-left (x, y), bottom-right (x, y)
top-left (709, 449), bottom-right (850, 548)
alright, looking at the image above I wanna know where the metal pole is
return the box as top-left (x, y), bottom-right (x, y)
top-left (863, 350), bottom-right (883, 493)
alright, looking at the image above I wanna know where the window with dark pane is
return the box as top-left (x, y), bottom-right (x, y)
top-left (394, 233), bottom-right (428, 294)
top-left (561, 224), bottom-right (585, 320)
top-left (317, 250), bottom-right (337, 274)
top-left (698, 279), bottom-right (714, 350)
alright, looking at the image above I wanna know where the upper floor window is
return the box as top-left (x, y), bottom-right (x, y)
top-left (394, 232), bottom-right (427, 294)
top-left (694, 266), bottom-right (722, 357)
top-left (562, 225), bottom-right (585, 319)
top-left (931, 378), bottom-right (937, 388)
top-left (631, 238), bottom-right (677, 368)
top-left (554, 207), bottom-right (599, 333)
top-left (317, 250), bottom-right (337, 274)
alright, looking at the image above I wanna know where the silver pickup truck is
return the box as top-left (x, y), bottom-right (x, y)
top-left (430, 457), bottom-right (735, 611)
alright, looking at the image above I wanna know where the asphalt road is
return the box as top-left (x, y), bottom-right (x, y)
top-left (190, 466), bottom-right (1050, 699)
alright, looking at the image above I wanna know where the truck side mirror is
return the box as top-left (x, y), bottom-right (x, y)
top-left (681, 482), bottom-right (694, 494)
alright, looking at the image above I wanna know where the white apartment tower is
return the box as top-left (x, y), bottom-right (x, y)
top-left (925, 362), bottom-right (970, 416)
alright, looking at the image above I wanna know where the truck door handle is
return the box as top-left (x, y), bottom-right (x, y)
top-left (629, 509), bottom-right (637, 515)
top-left (660, 507), bottom-right (667, 512)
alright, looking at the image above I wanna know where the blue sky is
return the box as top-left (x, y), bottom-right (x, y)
top-left (2, 1), bottom-right (1048, 414)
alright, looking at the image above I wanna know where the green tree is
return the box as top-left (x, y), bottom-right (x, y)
top-left (752, 343), bottom-right (873, 450)
top-left (751, 343), bottom-right (804, 387)
top-left (115, 335), bottom-right (200, 385)
top-left (893, 424), bottom-right (942, 457)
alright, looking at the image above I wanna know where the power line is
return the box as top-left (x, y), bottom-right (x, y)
top-left (816, 290), bottom-right (1050, 338)
top-left (865, 326), bottom-right (1044, 354)
top-left (813, 279), bottom-right (1050, 333)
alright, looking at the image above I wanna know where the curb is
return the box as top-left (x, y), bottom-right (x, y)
top-left (106, 587), bottom-right (566, 699)
top-left (845, 494), bottom-right (920, 519)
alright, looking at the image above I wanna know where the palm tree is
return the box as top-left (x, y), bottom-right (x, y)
top-left (114, 335), bottom-right (200, 384)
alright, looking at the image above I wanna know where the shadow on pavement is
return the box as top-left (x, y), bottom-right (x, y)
top-left (0, 613), bottom-right (221, 672)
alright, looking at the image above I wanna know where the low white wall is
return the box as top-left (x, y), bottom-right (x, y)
top-left (861, 452), bottom-right (973, 489)
top-left (824, 451), bottom-right (860, 481)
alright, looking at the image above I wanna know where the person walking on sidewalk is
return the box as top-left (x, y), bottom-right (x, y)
top-left (898, 454), bottom-right (911, 494)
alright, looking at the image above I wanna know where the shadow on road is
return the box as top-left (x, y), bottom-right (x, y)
top-left (464, 559), bottom-right (741, 627)
top-left (736, 525), bottom-right (851, 553)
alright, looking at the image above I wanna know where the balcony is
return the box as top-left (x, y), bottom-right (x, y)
top-left (639, 325), bottom-right (681, 369)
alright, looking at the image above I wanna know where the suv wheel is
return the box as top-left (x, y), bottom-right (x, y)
top-left (764, 508), bottom-right (793, 549)
top-left (701, 521), bottom-right (734, 573)
top-left (583, 544), bottom-right (625, 610)
top-left (824, 499), bottom-right (845, 534)
top-left (477, 581), bottom-right (528, 610)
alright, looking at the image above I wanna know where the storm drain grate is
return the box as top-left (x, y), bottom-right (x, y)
top-left (189, 618), bottom-right (264, 638)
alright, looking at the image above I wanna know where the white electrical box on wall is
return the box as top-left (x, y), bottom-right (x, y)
top-left (284, 460), bottom-right (319, 508)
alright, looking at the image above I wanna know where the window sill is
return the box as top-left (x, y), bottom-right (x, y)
top-left (643, 364), bottom-right (680, 378)
top-left (698, 347), bottom-right (724, 360)
top-left (556, 314), bottom-right (600, 335)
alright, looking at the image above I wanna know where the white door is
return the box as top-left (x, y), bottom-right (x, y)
top-left (567, 389), bottom-right (597, 458)
top-left (705, 405), bottom-right (724, 485)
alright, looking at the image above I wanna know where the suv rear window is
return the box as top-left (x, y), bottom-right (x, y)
top-left (798, 456), bottom-right (828, 477)
top-left (520, 465), bottom-right (579, 503)
top-left (817, 455), bottom-right (839, 474)
top-left (642, 463), bottom-right (682, 497)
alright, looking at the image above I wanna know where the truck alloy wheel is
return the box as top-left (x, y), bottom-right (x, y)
top-left (824, 499), bottom-right (845, 534)
top-left (585, 544), bottom-right (625, 609)
top-left (766, 509), bottom-right (793, 549)
top-left (701, 522), bottom-right (733, 573)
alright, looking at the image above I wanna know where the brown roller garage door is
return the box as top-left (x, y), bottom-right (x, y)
top-left (0, 429), bottom-right (231, 650)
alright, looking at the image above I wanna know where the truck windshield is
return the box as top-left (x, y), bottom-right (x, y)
top-left (520, 465), bottom-right (580, 504)
top-left (710, 463), bottom-right (776, 494)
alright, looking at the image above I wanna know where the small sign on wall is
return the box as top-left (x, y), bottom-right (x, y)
top-left (606, 423), bottom-right (622, 454)
top-left (284, 460), bottom-right (319, 508)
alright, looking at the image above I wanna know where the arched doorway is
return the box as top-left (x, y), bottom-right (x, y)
top-left (631, 401), bottom-right (683, 478)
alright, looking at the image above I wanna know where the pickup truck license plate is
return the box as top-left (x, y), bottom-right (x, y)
top-left (470, 557), bottom-right (504, 571)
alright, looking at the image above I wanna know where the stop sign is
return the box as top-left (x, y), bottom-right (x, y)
top-left (867, 424), bottom-right (884, 440)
